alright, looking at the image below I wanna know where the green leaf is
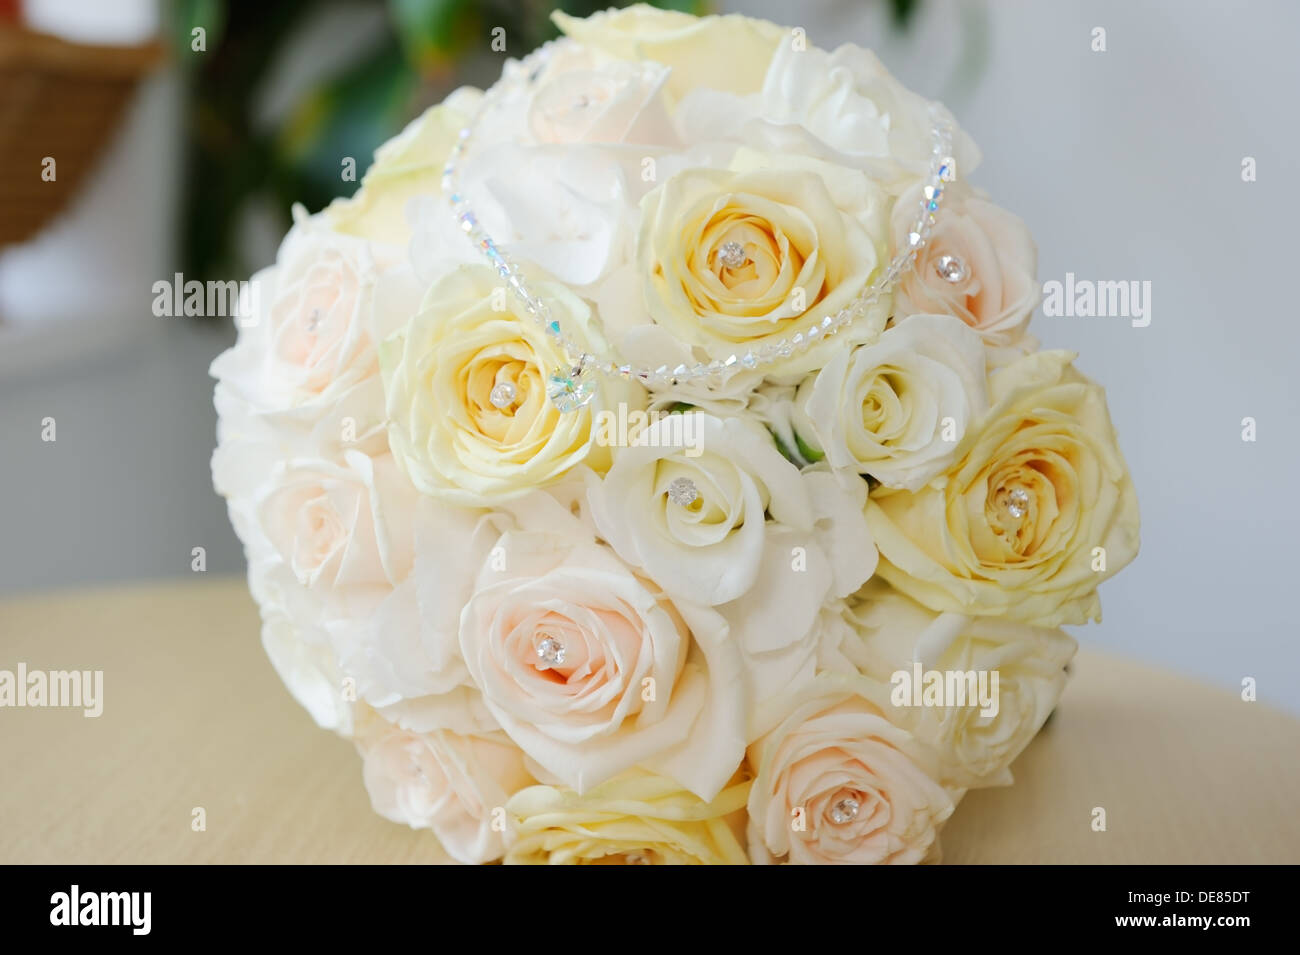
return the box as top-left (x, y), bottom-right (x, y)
top-left (794, 432), bottom-right (825, 464)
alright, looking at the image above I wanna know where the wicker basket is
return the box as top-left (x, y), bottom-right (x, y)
top-left (0, 23), bottom-right (162, 247)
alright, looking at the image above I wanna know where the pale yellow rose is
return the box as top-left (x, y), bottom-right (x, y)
top-left (503, 769), bottom-right (751, 865)
top-left (552, 4), bottom-right (786, 102)
top-left (380, 264), bottom-right (640, 505)
top-left (637, 149), bottom-right (889, 376)
top-left (866, 350), bottom-right (1140, 627)
top-left (326, 95), bottom-right (475, 245)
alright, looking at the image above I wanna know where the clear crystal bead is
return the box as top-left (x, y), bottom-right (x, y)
top-left (547, 360), bottom-right (597, 413)
top-left (829, 795), bottom-right (860, 825)
top-left (535, 635), bottom-right (566, 668)
top-left (718, 241), bottom-right (746, 268)
top-left (667, 477), bottom-right (699, 507)
top-left (740, 352), bottom-right (758, 369)
top-left (934, 254), bottom-right (969, 284)
top-left (489, 381), bottom-right (517, 409)
top-left (1006, 487), bottom-right (1030, 519)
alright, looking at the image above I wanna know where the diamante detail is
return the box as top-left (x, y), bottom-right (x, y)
top-left (1006, 487), bottom-right (1030, 519)
top-left (547, 360), bottom-right (597, 413)
top-left (535, 635), bottom-right (566, 668)
top-left (934, 254), bottom-right (969, 283)
top-left (667, 477), bottom-right (699, 507)
top-left (489, 381), bottom-right (517, 409)
top-left (718, 241), bottom-right (746, 268)
top-left (829, 795), bottom-right (860, 825)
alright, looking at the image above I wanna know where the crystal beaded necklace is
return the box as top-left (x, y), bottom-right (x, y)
top-left (441, 54), bottom-right (958, 413)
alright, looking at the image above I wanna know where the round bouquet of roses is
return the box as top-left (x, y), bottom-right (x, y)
top-left (212, 5), bottom-right (1139, 864)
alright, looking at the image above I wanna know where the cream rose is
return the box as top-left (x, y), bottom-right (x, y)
top-left (867, 350), bottom-right (1140, 627)
top-left (327, 95), bottom-right (475, 246)
top-left (892, 181), bottom-right (1039, 349)
top-left (526, 45), bottom-right (673, 146)
top-left (552, 5), bottom-right (785, 102)
top-left (380, 264), bottom-right (639, 505)
top-left (503, 769), bottom-right (750, 865)
top-left (797, 314), bottom-right (988, 490)
top-left (356, 715), bottom-right (533, 864)
top-left (636, 150), bottom-right (888, 376)
top-left (844, 581), bottom-right (1076, 789)
top-left (587, 413), bottom-right (873, 609)
top-left (748, 683), bottom-right (953, 864)
top-left (457, 503), bottom-right (745, 801)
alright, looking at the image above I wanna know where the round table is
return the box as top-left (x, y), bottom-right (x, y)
top-left (1, 578), bottom-right (1297, 863)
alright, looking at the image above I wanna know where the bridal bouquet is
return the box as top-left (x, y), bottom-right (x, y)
top-left (212, 5), bottom-right (1139, 864)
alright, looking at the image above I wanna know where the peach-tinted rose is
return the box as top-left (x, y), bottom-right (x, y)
top-left (458, 503), bottom-right (745, 801)
top-left (892, 181), bottom-right (1039, 349)
top-left (357, 716), bottom-right (533, 864)
top-left (748, 684), bottom-right (953, 864)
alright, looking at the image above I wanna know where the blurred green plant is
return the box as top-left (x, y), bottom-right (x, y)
top-left (173, 0), bottom-right (705, 282)
top-left (173, 0), bottom-right (920, 284)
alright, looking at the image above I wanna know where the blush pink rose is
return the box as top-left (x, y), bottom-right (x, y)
top-left (357, 719), bottom-right (533, 864)
top-left (892, 182), bottom-right (1038, 349)
top-left (457, 503), bottom-right (745, 801)
top-left (748, 687), bottom-right (953, 864)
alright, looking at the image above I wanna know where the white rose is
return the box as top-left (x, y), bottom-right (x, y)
top-left (326, 507), bottom-right (506, 725)
top-left (525, 42), bottom-right (674, 146)
top-left (587, 413), bottom-right (876, 610)
top-left (844, 582), bottom-right (1076, 789)
top-left (457, 498), bottom-right (745, 800)
top-left (356, 715), bottom-right (533, 864)
top-left (260, 611), bottom-right (354, 735)
top-left (797, 314), bottom-right (989, 491)
top-left (759, 42), bottom-right (981, 185)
